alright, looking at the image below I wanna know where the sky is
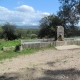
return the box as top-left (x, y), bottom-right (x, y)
top-left (0, 0), bottom-right (60, 26)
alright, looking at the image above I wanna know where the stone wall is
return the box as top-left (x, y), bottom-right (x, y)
top-left (20, 42), bottom-right (53, 50)
top-left (53, 41), bottom-right (66, 46)
top-left (67, 40), bottom-right (80, 45)
top-left (53, 40), bottom-right (80, 46)
top-left (20, 40), bottom-right (80, 51)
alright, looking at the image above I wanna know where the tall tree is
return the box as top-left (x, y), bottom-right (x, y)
top-left (0, 25), bottom-right (3, 38)
top-left (38, 14), bottom-right (63, 38)
top-left (2, 22), bottom-right (17, 40)
top-left (58, 0), bottom-right (80, 37)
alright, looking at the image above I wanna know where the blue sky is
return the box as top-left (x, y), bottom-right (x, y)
top-left (0, 0), bottom-right (60, 26)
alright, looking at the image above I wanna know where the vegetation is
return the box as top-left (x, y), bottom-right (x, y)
top-left (38, 15), bottom-right (63, 38)
top-left (38, 0), bottom-right (80, 38)
top-left (2, 22), bottom-right (17, 40)
top-left (0, 23), bottom-right (39, 40)
top-left (0, 39), bottom-right (20, 50)
top-left (58, 0), bottom-right (80, 37)
top-left (0, 24), bottom-right (40, 61)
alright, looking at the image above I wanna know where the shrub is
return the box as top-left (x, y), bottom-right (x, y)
top-left (31, 34), bottom-right (37, 39)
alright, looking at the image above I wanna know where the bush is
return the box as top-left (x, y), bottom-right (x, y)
top-left (31, 34), bottom-right (37, 39)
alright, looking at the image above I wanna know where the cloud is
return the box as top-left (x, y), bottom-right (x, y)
top-left (16, 5), bottom-right (35, 12)
top-left (43, 12), bottom-right (50, 15)
top-left (0, 5), bottom-right (50, 26)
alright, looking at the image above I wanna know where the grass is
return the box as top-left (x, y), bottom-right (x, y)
top-left (0, 39), bottom-right (21, 50)
top-left (0, 39), bottom-right (55, 61)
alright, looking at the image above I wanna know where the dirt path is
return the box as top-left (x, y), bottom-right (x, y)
top-left (0, 49), bottom-right (80, 80)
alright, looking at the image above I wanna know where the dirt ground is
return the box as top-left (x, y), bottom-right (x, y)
top-left (0, 49), bottom-right (80, 80)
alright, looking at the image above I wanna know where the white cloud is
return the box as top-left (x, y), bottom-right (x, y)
top-left (15, 5), bottom-right (35, 12)
top-left (43, 12), bottom-right (50, 15)
top-left (0, 5), bottom-right (50, 26)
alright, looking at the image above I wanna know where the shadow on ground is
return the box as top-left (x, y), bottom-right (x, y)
top-left (0, 72), bottom-right (19, 80)
top-left (0, 68), bottom-right (80, 80)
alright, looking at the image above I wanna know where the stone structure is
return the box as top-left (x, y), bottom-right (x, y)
top-left (55, 26), bottom-right (64, 41)
top-left (2, 46), bottom-right (15, 51)
top-left (20, 41), bottom-right (53, 50)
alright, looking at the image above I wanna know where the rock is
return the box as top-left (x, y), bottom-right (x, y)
top-left (2, 46), bottom-right (15, 51)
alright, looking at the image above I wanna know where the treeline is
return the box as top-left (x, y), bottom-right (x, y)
top-left (0, 22), bottom-right (39, 40)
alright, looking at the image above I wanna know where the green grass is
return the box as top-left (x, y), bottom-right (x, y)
top-left (0, 39), bottom-right (21, 50)
top-left (0, 44), bottom-right (55, 61)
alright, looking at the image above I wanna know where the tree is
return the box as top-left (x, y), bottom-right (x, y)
top-left (38, 14), bottom-right (63, 38)
top-left (58, 0), bottom-right (80, 37)
top-left (2, 22), bottom-right (17, 40)
top-left (15, 28), bottom-right (27, 38)
top-left (0, 25), bottom-right (3, 38)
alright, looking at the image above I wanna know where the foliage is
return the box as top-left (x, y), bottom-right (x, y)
top-left (31, 34), bottom-right (37, 39)
top-left (58, 0), bottom-right (80, 25)
top-left (0, 22), bottom-right (39, 40)
top-left (15, 28), bottom-right (27, 38)
top-left (15, 28), bottom-right (39, 39)
top-left (2, 22), bottom-right (17, 40)
top-left (58, 0), bottom-right (80, 37)
top-left (0, 26), bottom-right (3, 38)
top-left (38, 14), bottom-right (63, 38)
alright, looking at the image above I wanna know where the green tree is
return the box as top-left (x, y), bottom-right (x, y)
top-left (15, 28), bottom-right (27, 38)
top-left (2, 22), bottom-right (17, 40)
top-left (0, 25), bottom-right (3, 38)
top-left (58, 0), bottom-right (80, 37)
top-left (38, 14), bottom-right (63, 38)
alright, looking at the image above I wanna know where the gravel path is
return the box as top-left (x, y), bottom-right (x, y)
top-left (0, 49), bottom-right (80, 80)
